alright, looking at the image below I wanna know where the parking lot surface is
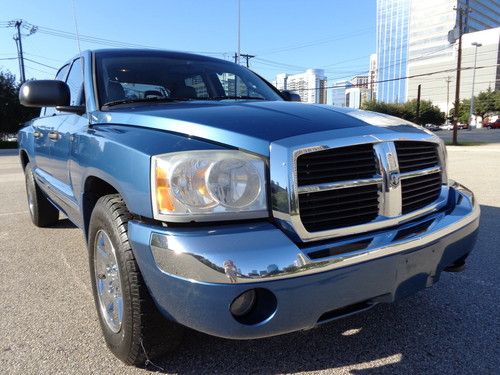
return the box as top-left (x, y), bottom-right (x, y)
top-left (437, 127), bottom-right (500, 144)
top-left (0, 144), bottom-right (499, 375)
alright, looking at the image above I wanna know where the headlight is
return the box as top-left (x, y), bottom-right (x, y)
top-left (151, 150), bottom-right (268, 222)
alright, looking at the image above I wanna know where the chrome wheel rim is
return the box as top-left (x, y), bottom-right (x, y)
top-left (94, 229), bottom-right (123, 333)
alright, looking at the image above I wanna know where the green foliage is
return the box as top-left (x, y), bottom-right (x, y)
top-left (450, 89), bottom-right (499, 123)
top-left (0, 70), bottom-right (40, 134)
top-left (474, 88), bottom-right (499, 118)
top-left (361, 99), bottom-right (445, 125)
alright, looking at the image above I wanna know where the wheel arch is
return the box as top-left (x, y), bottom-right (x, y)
top-left (82, 175), bottom-right (122, 240)
top-left (19, 149), bottom-right (30, 171)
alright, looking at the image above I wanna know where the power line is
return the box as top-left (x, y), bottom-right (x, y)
top-left (291, 63), bottom-right (499, 91)
top-left (34, 25), bottom-right (229, 56)
top-left (23, 58), bottom-right (57, 70)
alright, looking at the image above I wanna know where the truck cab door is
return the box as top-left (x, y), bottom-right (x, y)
top-left (32, 64), bottom-right (70, 177)
top-left (47, 58), bottom-right (87, 222)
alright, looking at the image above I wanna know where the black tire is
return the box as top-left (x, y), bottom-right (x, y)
top-left (88, 194), bottom-right (183, 366)
top-left (24, 162), bottom-right (59, 227)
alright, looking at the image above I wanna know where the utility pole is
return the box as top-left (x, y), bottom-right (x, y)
top-left (233, 53), bottom-right (254, 67)
top-left (416, 84), bottom-right (421, 124)
top-left (452, 5), bottom-right (469, 145)
top-left (469, 42), bottom-right (482, 129)
top-left (445, 76), bottom-right (452, 121)
top-left (14, 21), bottom-right (26, 83)
top-left (7, 19), bottom-right (37, 84)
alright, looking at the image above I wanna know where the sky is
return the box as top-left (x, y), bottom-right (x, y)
top-left (0, 0), bottom-right (376, 83)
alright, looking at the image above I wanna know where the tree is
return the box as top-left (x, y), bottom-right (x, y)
top-left (0, 70), bottom-right (39, 135)
top-left (474, 88), bottom-right (499, 119)
top-left (450, 89), bottom-right (499, 124)
top-left (362, 99), bottom-right (445, 125)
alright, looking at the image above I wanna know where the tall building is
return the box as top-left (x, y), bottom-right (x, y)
top-left (461, 0), bottom-right (500, 33)
top-left (407, 27), bottom-right (500, 114)
top-left (376, 0), bottom-right (500, 104)
top-left (376, 0), bottom-right (411, 103)
top-left (273, 69), bottom-right (327, 104)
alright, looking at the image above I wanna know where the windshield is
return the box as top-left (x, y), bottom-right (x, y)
top-left (95, 51), bottom-right (282, 108)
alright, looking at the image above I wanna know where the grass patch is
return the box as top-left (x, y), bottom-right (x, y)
top-left (0, 141), bottom-right (18, 149)
top-left (444, 141), bottom-right (486, 146)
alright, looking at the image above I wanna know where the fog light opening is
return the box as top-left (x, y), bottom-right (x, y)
top-left (230, 289), bottom-right (257, 317)
top-left (230, 288), bottom-right (277, 325)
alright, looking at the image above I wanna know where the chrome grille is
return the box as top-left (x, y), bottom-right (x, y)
top-left (296, 144), bottom-right (380, 233)
top-left (395, 141), bottom-right (442, 214)
top-left (298, 184), bottom-right (380, 232)
top-left (292, 140), bottom-right (444, 236)
top-left (401, 172), bottom-right (442, 214)
top-left (297, 144), bottom-right (376, 185)
top-left (395, 141), bottom-right (439, 173)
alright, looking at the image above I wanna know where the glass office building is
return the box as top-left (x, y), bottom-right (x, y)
top-left (376, 0), bottom-right (411, 103)
top-left (376, 0), bottom-right (499, 104)
top-left (461, 0), bottom-right (500, 33)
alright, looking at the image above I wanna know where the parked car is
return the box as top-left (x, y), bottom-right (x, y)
top-left (457, 123), bottom-right (469, 130)
top-left (424, 123), bottom-right (440, 131)
top-left (18, 49), bottom-right (480, 366)
top-left (485, 119), bottom-right (500, 129)
top-left (439, 123), bottom-right (453, 130)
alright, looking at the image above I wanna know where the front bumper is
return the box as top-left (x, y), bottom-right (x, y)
top-left (129, 182), bottom-right (479, 339)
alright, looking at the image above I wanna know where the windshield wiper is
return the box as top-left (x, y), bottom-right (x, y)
top-left (102, 96), bottom-right (194, 108)
top-left (206, 96), bottom-right (266, 101)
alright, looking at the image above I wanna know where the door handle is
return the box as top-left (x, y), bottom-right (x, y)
top-left (48, 131), bottom-right (60, 141)
top-left (33, 130), bottom-right (42, 139)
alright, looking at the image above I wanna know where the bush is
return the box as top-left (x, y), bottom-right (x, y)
top-left (362, 99), bottom-right (445, 125)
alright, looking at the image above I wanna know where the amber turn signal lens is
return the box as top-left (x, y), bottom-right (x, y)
top-left (155, 164), bottom-right (174, 212)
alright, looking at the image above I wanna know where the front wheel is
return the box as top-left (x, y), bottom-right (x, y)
top-left (88, 194), bottom-right (183, 366)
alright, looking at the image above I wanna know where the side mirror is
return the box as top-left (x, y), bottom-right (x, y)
top-left (281, 90), bottom-right (301, 102)
top-left (19, 80), bottom-right (70, 108)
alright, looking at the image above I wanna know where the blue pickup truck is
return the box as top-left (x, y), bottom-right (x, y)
top-left (18, 49), bottom-right (479, 366)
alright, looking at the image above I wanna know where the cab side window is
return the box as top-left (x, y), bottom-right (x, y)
top-left (66, 58), bottom-right (84, 106)
top-left (43, 64), bottom-right (70, 117)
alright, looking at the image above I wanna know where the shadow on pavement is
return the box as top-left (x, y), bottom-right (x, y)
top-left (145, 204), bottom-right (499, 374)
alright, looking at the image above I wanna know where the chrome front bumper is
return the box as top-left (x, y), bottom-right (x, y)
top-left (138, 181), bottom-right (479, 284)
top-left (127, 182), bottom-right (479, 339)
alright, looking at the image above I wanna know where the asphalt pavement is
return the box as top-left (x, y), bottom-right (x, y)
top-left (0, 144), bottom-right (499, 374)
top-left (437, 127), bottom-right (500, 144)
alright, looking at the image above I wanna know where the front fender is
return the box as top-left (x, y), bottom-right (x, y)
top-left (71, 124), bottom-right (227, 218)
top-left (17, 123), bottom-right (35, 166)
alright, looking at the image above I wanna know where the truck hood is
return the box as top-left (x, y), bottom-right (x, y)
top-left (91, 101), bottom-right (432, 156)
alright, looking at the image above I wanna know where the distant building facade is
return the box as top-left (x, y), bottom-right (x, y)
top-left (376, 0), bottom-right (500, 104)
top-left (376, 0), bottom-right (411, 103)
top-left (407, 27), bottom-right (500, 115)
top-left (331, 76), bottom-right (370, 109)
top-left (273, 69), bottom-right (327, 104)
top-left (331, 80), bottom-right (351, 107)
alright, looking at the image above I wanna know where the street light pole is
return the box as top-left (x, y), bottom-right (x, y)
top-left (469, 42), bottom-right (482, 129)
top-left (237, 0), bottom-right (241, 65)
